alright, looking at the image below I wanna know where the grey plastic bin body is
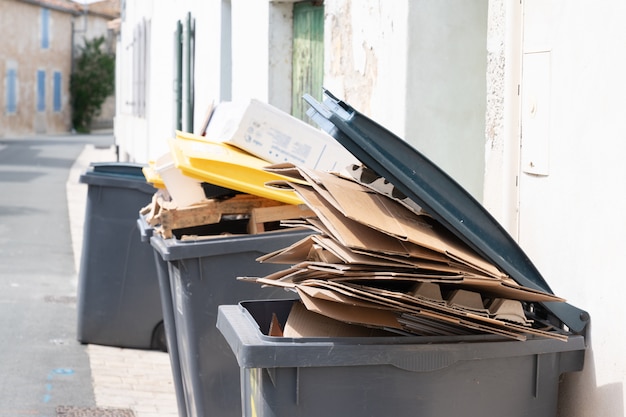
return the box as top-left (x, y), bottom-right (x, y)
top-left (217, 299), bottom-right (587, 417)
top-left (77, 162), bottom-right (164, 350)
top-left (138, 215), bottom-right (188, 417)
top-left (150, 228), bottom-right (313, 417)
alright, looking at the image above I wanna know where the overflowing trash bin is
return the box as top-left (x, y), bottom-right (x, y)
top-left (217, 298), bottom-right (585, 417)
top-left (135, 121), bottom-right (323, 417)
top-left (148, 227), bottom-right (313, 417)
top-left (77, 162), bottom-right (166, 350)
top-left (137, 214), bottom-right (188, 417)
top-left (215, 91), bottom-right (590, 417)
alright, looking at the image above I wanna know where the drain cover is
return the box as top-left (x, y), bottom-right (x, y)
top-left (56, 406), bottom-right (135, 417)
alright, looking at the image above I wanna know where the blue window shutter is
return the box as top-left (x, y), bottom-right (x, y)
top-left (41, 8), bottom-right (50, 49)
top-left (7, 69), bottom-right (17, 114)
top-left (53, 71), bottom-right (61, 112)
top-left (37, 70), bottom-right (46, 112)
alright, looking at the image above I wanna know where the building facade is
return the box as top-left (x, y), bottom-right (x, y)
top-left (0, 0), bottom-right (119, 137)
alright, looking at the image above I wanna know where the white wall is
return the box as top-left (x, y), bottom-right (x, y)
top-left (323, 0), bottom-right (409, 140)
top-left (485, 1), bottom-right (626, 415)
top-left (406, 0), bottom-right (488, 201)
top-left (229, 0), bottom-right (294, 112)
top-left (116, 0), bottom-right (300, 162)
top-left (115, 0), bottom-right (225, 163)
top-left (230, 1), bottom-right (270, 102)
top-left (322, 0), bottom-right (487, 200)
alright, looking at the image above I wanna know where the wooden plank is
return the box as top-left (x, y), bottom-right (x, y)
top-left (142, 192), bottom-right (313, 238)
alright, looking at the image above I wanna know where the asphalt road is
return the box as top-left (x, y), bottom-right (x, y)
top-left (0, 132), bottom-right (115, 416)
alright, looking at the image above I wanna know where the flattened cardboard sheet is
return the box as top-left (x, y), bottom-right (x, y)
top-left (297, 279), bottom-right (527, 340)
top-left (297, 289), bottom-right (403, 331)
top-left (290, 183), bottom-right (412, 255)
top-left (284, 300), bottom-right (395, 338)
top-left (346, 164), bottom-right (425, 215)
top-left (292, 168), bottom-right (505, 279)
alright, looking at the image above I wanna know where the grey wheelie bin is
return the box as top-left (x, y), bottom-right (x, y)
top-left (138, 214), bottom-right (188, 417)
top-left (218, 299), bottom-right (586, 417)
top-left (150, 226), bottom-right (313, 417)
top-left (77, 162), bottom-right (166, 350)
top-left (215, 90), bottom-right (590, 417)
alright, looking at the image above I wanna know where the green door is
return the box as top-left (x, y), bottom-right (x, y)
top-left (292, 1), bottom-right (324, 122)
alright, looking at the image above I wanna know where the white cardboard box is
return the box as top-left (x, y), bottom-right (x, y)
top-left (204, 99), bottom-right (359, 172)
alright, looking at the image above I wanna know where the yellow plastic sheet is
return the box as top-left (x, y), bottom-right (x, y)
top-left (142, 164), bottom-right (166, 189)
top-left (169, 131), bottom-right (304, 205)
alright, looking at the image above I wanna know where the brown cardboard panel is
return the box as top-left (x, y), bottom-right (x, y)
top-left (255, 256), bottom-right (560, 303)
top-left (311, 235), bottom-right (469, 272)
top-left (446, 289), bottom-right (490, 315)
top-left (456, 276), bottom-right (565, 303)
top-left (311, 235), bottom-right (412, 267)
top-left (297, 289), bottom-right (403, 331)
top-left (290, 183), bottom-right (411, 255)
top-left (295, 167), bottom-right (344, 212)
top-left (268, 313), bottom-right (284, 336)
top-left (410, 282), bottom-right (445, 303)
top-left (296, 279), bottom-right (527, 340)
top-left (297, 279), bottom-right (568, 341)
top-left (296, 282), bottom-right (398, 311)
top-left (256, 235), bottom-right (317, 264)
top-left (262, 265), bottom-right (327, 283)
top-left (250, 252), bottom-right (562, 303)
top-left (300, 167), bottom-right (436, 243)
top-left (295, 169), bottom-right (506, 279)
top-left (488, 298), bottom-right (532, 326)
top-left (307, 266), bottom-right (466, 282)
top-left (353, 282), bottom-right (568, 341)
top-left (283, 300), bottom-right (395, 338)
top-left (336, 238), bottom-right (450, 265)
top-left (263, 163), bottom-right (306, 181)
top-left (346, 163), bottom-right (425, 215)
top-left (303, 217), bottom-right (335, 237)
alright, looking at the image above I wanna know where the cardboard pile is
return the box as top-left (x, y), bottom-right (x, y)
top-left (241, 164), bottom-right (570, 341)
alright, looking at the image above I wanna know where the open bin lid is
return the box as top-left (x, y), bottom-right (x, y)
top-left (304, 90), bottom-right (589, 335)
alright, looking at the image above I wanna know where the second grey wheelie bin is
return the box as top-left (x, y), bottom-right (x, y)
top-left (77, 162), bottom-right (166, 350)
top-left (138, 214), bottom-right (187, 417)
top-left (150, 224), bottom-right (313, 417)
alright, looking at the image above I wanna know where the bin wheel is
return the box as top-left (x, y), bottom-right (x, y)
top-left (151, 321), bottom-right (168, 352)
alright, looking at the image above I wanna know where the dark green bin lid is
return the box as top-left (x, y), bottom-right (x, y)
top-left (304, 90), bottom-right (589, 335)
top-left (79, 162), bottom-right (156, 195)
top-left (89, 161), bottom-right (147, 178)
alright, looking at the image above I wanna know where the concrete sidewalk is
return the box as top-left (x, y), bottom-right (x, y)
top-left (66, 144), bottom-right (179, 417)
